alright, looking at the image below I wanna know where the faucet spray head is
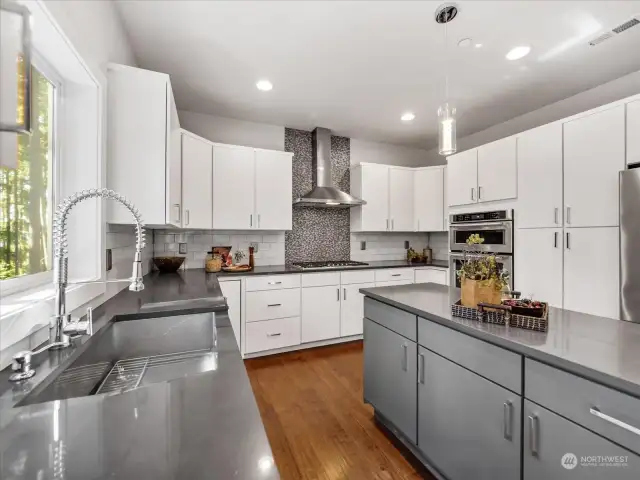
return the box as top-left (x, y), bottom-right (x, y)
top-left (130, 252), bottom-right (145, 292)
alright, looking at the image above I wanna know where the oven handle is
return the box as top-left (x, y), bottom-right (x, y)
top-left (450, 222), bottom-right (513, 229)
top-left (449, 253), bottom-right (512, 261)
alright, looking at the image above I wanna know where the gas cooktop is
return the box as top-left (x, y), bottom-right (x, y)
top-left (291, 261), bottom-right (369, 270)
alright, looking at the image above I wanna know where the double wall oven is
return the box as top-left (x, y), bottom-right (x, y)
top-left (448, 210), bottom-right (514, 289)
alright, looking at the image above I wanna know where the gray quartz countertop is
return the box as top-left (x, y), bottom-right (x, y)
top-left (360, 283), bottom-right (640, 399)
top-left (0, 271), bottom-right (278, 480)
top-left (215, 259), bottom-right (449, 278)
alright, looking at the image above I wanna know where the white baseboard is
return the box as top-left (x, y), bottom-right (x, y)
top-left (243, 334), bottom-right (363, 359)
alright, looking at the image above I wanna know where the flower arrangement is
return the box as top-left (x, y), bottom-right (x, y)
top-left (458, 234), bottom-right (510, 307)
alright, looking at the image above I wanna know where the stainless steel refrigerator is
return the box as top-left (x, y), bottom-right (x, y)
top-left (620, 168), bottom-right (640, 322)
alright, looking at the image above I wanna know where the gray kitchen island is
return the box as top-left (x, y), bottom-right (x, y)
top-left (360, 282), bottom-right (640, 480)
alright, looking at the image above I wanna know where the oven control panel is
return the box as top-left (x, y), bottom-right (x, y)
top-left (450, 210), bottom-right (512, 224)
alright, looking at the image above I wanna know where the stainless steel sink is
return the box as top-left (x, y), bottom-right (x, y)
top-left (17, 313), bottom-right (218, 407)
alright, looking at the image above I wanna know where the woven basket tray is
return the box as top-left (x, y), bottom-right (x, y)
top-left (451, 300), bottom-right (549, 332)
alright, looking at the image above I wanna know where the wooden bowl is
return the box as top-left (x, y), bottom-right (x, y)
top-left (153, 256), bottom-right (185, 273)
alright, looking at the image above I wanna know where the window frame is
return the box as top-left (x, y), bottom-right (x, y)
top-left (0, 47), bottom-right (63, 297)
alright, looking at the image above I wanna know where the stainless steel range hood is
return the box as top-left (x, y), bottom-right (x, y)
top-left (293, 127), bottom-right (366, 208)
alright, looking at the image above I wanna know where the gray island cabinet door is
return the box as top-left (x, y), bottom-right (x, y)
top-left (417, 347), bottom-right (521, 480)
top-left (364, 318), bottom-right (417, 444)
top-left (524, 400), bottom-right (640, 479)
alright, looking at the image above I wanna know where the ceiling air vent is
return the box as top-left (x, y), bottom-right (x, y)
top-left (612, 17), bottom-right (640, 34)
top-left (589, 16), bottom-right (640, 46)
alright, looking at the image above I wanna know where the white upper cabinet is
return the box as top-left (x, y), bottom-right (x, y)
top-left (212, 145), bottom-right (293, 230)
top-left (477, 137), bottom-right (517, 203)
top-left (564, 227), bottom-right (620, 319)
top-left (517, 123), bottom-right (563, 228)
top-left (212, 144), bottom-right (255, 230)
top-left (447, 149), bottom-right (478, 207)
top-left (414, 167), bottom-right (445, 231)
top-left (255, 149), bottom-right (293, 230)
top-left (351, 163), bottom-right (390, 232)
top-left (389, 167), bottom-right (414, 231)
top-left (564, 105), bottom-right (625, 228)
top-left (627, 100), bottom-right (640, 166)
top-left (107, 64), bottom-right (181, 226)
top-left (181, 132), bottom-right (213, 229)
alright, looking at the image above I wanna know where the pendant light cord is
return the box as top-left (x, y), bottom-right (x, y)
top-left (444, 13), bottom-right (449, 102)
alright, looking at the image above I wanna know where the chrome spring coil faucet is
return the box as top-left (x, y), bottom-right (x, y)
top-left (51, 188), bottom-right (146, 346)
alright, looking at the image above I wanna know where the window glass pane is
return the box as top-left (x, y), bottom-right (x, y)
top-left (0, 65), bottom-right (54, 280)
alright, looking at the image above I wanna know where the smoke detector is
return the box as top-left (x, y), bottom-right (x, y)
top-left (588, 16), bottom-right (640, 46)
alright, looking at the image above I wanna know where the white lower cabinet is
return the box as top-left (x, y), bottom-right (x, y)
top-left (564, 227), bottom-right (619, 319)
top-left (246, 289), bottom-right (300, 322)
top-left (515, 229), bottom-right (563, 308)
top-left (245, 317), bottom-right (301, 354)
top-left (301, 285), bottom-right (341, 343)
top-left (219, 280), bottom-right (241, 350)
top-left (340, 282), bottom-right (375, 337)
top-left (414, 268), bottom-right (448, 286)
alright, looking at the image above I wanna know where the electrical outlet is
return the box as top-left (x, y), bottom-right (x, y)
top-left (360, 241), bottom-right (366, 250)
top-left (250, 242), bottom-right (259, 253)
top-left (179, 243), bottom-right (188, 254)
top-left (404, 240), bottom-right (410, 249)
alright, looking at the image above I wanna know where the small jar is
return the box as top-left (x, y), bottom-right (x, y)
top-left (205, 252), bottom-right (222, 273)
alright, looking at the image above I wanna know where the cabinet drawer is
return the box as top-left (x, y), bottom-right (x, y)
top-left (364, 297), bottom-right (416, 341)
top-left (245, 274), bottom-right (300, 291)
top-left (374, 268), bottom-right (414, 283)
top-left (301, 272), bottom-right (340, 287)
top-left (414, 268), bottom-right (448, 285)
top-left (418, 317), bottom-right (522, 393)
top-left (526, 359), bottom-right (640, 455)
top-left (246, 289), bottom-right (300, 322)
top-left (245, 317), bottom-right (301, 354)
top-left (341, 270), bottom-right (375, 285)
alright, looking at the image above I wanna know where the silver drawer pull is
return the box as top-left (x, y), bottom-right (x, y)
top-left (528, 415), bottom-right (539, 457)
top-left (401, 344), bottom-right (408, 371)
top-left (267, 303), bottom-right (281, 307)
top-left (266, 332), bottom-right (281, 337)
top-left (391, 274), bottom-right (401, 277)
top-left (418, 353), bottom-right (425, 384)
top-left (267, 281), bottom-right (282, 285)
top-left (590, 407), bottom-right (640, 436)
top-left (503, 401), bottom-right (513, 440)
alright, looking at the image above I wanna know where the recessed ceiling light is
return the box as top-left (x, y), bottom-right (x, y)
top-left (506, 45), bottom-right (531, 60)
top-left (256, 80), bottom-right (273, 91)
top-left (401, 112), bottom-right (415, 122)
top-left (474, 43), bottom-right (483, 48)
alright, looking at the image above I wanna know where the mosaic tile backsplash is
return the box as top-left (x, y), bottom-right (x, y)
top-left (284, 128), bottom-right (351, 264)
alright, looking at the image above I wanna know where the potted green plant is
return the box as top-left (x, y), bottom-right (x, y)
top-left (457, 234), bottom-right (510, 308)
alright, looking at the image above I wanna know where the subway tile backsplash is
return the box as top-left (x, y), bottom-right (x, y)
top-left (350, 232), bottom-right (429, 262)
top-left (428, 232), bottom-right (449, 260)
top-left (153, 229), bottom-right (285, 269)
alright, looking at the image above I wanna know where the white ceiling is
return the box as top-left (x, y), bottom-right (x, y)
top-left (115, 1), bottom-right (640, 149)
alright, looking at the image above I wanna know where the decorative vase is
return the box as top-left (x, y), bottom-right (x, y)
top-left (461, 278), bottom-right (501, 308)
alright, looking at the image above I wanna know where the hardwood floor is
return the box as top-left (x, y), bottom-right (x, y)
top-left (245, 341), bottom-right (433, 480)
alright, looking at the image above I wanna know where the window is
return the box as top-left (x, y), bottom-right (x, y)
top-left (0, 58), bottom-right (59, 288)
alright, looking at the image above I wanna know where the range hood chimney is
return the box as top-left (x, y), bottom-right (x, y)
top-left (293, 128), bottom-right (366, 208)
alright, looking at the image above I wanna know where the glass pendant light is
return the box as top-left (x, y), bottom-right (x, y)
top-left (436, 4), bottom-right (458, 156)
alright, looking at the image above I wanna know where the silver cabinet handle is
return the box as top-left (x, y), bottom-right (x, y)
top-left (471, 188), bottom-right (475, 201)
top-left (391, 219), bottom-right (394, 230)
top-left (401, 344), bottom-right (408, 371)
top-left (336, 288), bottom-right (340, 302)
top-left (554, 232), bottom-right (558, 248)
top-left (528, 415), bottom-right (539, 457)
top-left (250, 214), bottom-right (253, 227)
top-left (554, 207), bottom-right (559, 225)
top-left (386, 219), bottom-right (389, 231)
top-left (266, 332), bottom-right (281, 337)
top-left (185, 209), bottom-right (190, 226)
top-left (478, 186), bottom-right (482, 200)
top-left (566, 232), bottom-right (570, 250)
top-left (174, 204), bottom-right (181, 223)
top-left (566, 206), bottom-right (571, 224)
top-left (257, 214), bottom-right (260, 228)
top-left (391, 274), bottom-right (401, 277)
top-left (267, 303), bottom-right (281, 307)
top-left (343, 288), bottom-right (346, 301)
top-left (418, 353), bottom-right (425, 384)
top-left (267, 281), bottom-right (282, 285)
top-left (590, 407), bottom-right (640, 436)
top-left (503, 401), bottom-right (513, 440)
